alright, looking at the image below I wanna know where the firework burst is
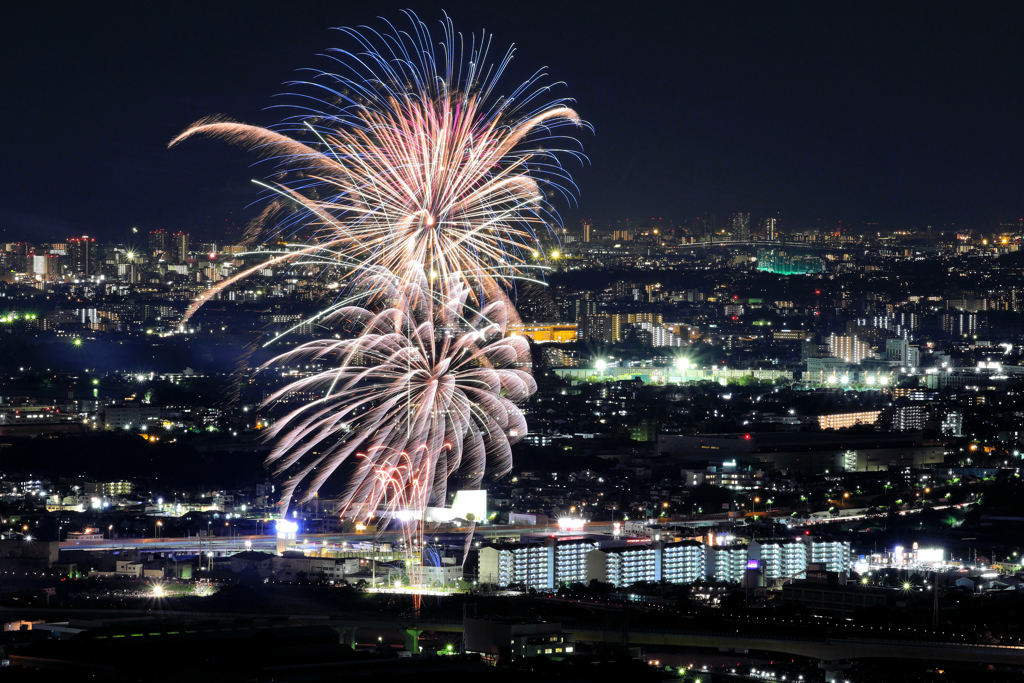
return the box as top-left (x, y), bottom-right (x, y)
top-left (170, 11), bottom-right (588, 315)
top-left (171, 12), bottom-right (585, 522)
top-left (263, 266), bottom-right (535, 516)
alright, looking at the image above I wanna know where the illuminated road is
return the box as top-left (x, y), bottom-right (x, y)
top-left (58, 523), bottom-right (619, 555)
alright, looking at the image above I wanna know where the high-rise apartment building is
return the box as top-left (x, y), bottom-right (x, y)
top-left (148, 229), bottom-right (168, 257)
top-left (661, 541), bottom-right (705, 584)
top-left (809, 540), bottom-right (851, 575)
top-left (941, 312), bottom-right (977, 337)
top-left (173, 232), bottom-right (190, 262)
top-left (707, 545), bottom-right (748, 583)
top-left (828, 334), bottom-right (871, 364)
top-left (67, 236), bottom-right (97, 277)
top-left (732, 212), bottom-right (750, 241)
top-left (893, 405), bottom-right (928, 431)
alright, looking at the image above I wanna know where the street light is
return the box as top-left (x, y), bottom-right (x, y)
top-left (156, 520), bottom-right (162, 539)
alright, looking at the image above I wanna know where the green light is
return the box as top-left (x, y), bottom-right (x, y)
top-left (73, 339), bottom-right (82, 346)
top-left (92, 379), bottom-right (99, 385)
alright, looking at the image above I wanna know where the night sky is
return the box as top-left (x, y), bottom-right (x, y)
top-left (4, 1), bottom-right (1024, 243)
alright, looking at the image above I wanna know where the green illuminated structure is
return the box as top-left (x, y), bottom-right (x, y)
top-left (756, 249), bottom-right (825, 275)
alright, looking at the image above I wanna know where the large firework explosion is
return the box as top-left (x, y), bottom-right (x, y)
top-left (171, 12), bottom-right (587, 547)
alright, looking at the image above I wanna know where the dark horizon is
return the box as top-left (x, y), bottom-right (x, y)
top-left (4, 1), bottom-right (1024, 242)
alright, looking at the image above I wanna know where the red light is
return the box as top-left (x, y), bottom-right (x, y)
top-left (733, 295), bottom-right (738, 300)
top-left (804, 530), bottom-right (810, 535)
top-left (744, 434), bottom-right (751, 440)
top-left (815, 290), bottom-right (821, 295)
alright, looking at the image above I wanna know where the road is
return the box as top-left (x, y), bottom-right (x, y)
top-left (58, 522), bottom-right (619, 554)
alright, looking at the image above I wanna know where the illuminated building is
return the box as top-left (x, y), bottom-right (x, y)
top-left (893, 405), bottom-right (928, 431)
top-left (810, 539), bottom-right (851, 574)
top-left (610, 313), bottom-right (662, 342)
top-left (827, 334), bottom-right (871, 364)
top-left (732, 212), bottom-right (750, 241)
top-left (748, 539), bottom-right (807, 580)
top-left (885, 338), bottom-right (920, 366)
top-left (941, 311), bottom-right (977, 336)
top-left (683, 463), bottom-right (764, 490)
top-left (173, 231), bottom-right (190, 262)
top-left (479, 538), bottom-right (606, 589)
top-left (773, 329), bottom-right (807, 341)
top-left (805, 356), bottom-right (848, 382)
top-left (148, 229), bottom-right (168, 256)
top-left (661, 541), bottom-right (705, 584)
top-left (102, 403), bottom-right (162, 429)
top-left (588, 544), bottom-right (658, 587)
top-left (555, 539), bottom-right (600, 586)
top-left (756, 249), bottom-right (824, 275)
top-left (940, 409), bottom-right (963, 437)
top-left (84, 481), bottom-right (134, 497)
top-left (67, 236), bottom-right (96, 277)
top-left (506, 323), bottom-right (577, 343)
top-left (478, 543), bottom-right (553, 590)
top-left (707, 545), bottom-right (748, 583)
top-left (817, 410), bottom-right (882, 430)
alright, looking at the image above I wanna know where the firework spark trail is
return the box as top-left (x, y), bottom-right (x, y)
top-left (169, 12), bottom-right (588, 310)
top-left (262, 267), bottom-right (534, 517)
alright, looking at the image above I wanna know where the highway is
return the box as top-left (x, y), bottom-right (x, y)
top-left (57, 523), bottom-right (619, 555)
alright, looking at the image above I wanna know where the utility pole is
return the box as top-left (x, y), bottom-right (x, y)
top-left (932, 572), bottom-right (939, 630)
